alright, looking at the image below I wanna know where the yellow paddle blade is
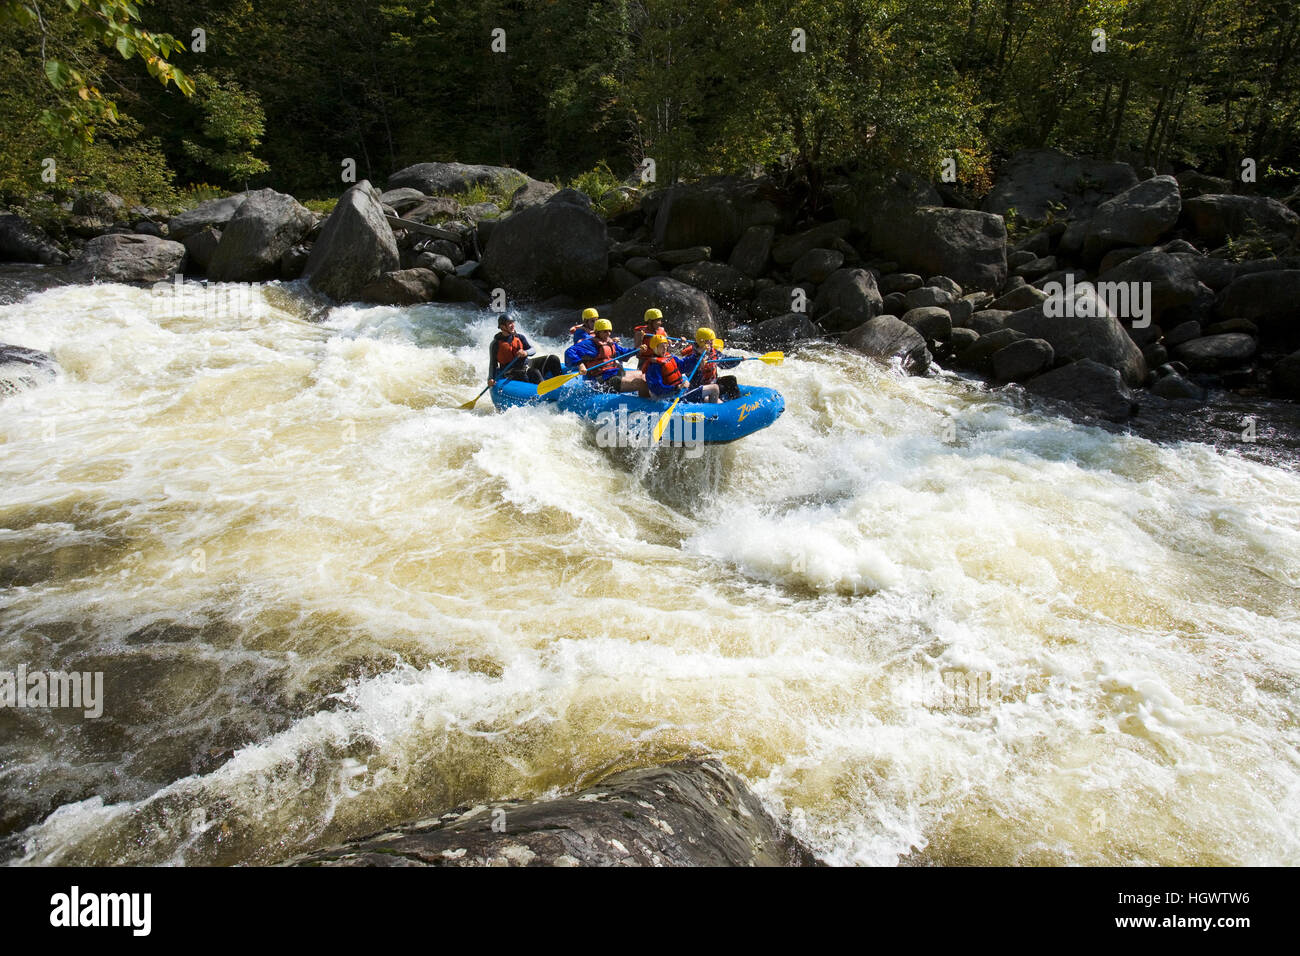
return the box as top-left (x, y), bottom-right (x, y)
top-left (759, 351), bottom-right (784, 364)
top-left (537, 371), bottom-right (581, 396)
top-left (652, 395), bottom-right (681, 444)
top-left (458, 397), bottom-right (479, 410)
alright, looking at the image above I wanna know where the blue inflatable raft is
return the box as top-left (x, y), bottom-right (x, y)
top-left (489, 376), bottom-right (785, 445)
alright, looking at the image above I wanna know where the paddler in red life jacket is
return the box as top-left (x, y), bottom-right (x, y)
top-left (635, 308), bottom-right (667, 370)
top-left (645, 334), bottom-right (720, 403)
top-left (678, 326), bottom-right (741, 401)
top-left (564, 318), bottom-right (648, 395)
top-left (488, 315), bottom-right (560, 385)
top-left (569, 307), bottom-right (599, 345)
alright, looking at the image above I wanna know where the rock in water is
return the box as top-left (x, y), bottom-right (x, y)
top-left (1026, 358), bottom-right (1139, 421)
top-left (668, 261), bottom-right (754, 304)
top-left (608, 276), bottom-right (721, 334)
top-left (167, 194), bottom-right (248, 242)
top-left (0, 344), bottom-right (57, 397)
top-left (872, 207), bottom-right (1007, 293)
top-left (0, 215), bottom-right (67, 264)
top-left (480, 192), bottom-right (608, 298)
top-left (358, 268), bottom-right (440, 305)
top-left (206, 188), bottom-right (314, 282)
top-left (842, 314), bottom-right (932, 374)
top-left (1083, 175), bottom-right (1181, 263)
top-left (68, 234), bottom-right (186, 284)
top-left (284, 759), bottom-right (819, 867)
top-left (302, 181), bottom-right (400, 303)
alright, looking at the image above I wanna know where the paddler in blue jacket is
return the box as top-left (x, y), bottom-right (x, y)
top-left (644, 334), bottom-right (720, 403)
top-left (565, 318), bottom-right (648, 395)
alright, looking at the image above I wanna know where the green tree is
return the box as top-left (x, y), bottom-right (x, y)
top-left (181, 73), bottom-right (269, 188)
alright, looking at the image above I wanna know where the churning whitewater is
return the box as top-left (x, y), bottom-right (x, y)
top-left (1, 279), bottom-right (1298, 866)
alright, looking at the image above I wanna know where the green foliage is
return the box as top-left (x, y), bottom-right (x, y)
top-left (0, 0), bottom-right (191, 150)
top-left (181, 73), bottom-right (269, 188)
top-left (301, 197), bottom-right (338, 215)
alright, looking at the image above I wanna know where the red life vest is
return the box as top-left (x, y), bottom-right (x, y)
top-left (683, 345), bottom-right (718, 384)
top-left (586, 337), bottom-right (620, 377)
top-left (649, 354), bottom-right (684, 389)
top-left (636, 326), bottom-right (665, 369)
top-left (495, 334), bottom-right (526, 367)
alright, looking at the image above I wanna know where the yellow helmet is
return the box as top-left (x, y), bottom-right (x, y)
top-left (649, 334), bottom-right (670, 349)
top-left (695, 326), bottom-right (716, 345)
top-left (644, 308), bottom-right (663, 322)
top-left (593, 318), bottom-right (613, 332)
top-left (581, 307), bottom-right (599, 321)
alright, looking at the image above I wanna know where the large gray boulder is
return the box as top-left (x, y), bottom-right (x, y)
top-left (302, 181), bottom-right (400, 302)
top-left (747, 312), bottom-right (823, 348)
top-left (387, 162), bottom-right (524, 196)
top-left (0, 215), bottom-right (67, 264)
top-left (1098, 250), bottom-right (1205, 328)
top-left (1182, 194), bottom-right (1300, 246)
top-left (509, 177), bottom-right (559, 210)
top-left (982, 149), bottom-right (1140, 222)
top-left (668, 261), bottom-right (753, 303)
top-left (1214, 270), bottom-right (1300, 336)
top-left (481, 192), bottom-right (608, 298)
top-left (833, 170), bottom-right (941, 250)
top-left (1006, 288), bottom-right (1148, 386)
top-left (842, 314), bottom-right (931, 374)
top-left (1173, 333), bottom-right (1257, 369)
top-left (652, 177), bottom-right (781, 256)
top-left (1026, 359), bottom-right (1138, 421)
top-left (729, 224), bottom-right (775, 277)
top-left (206, 188), bottom-right (314, 282)
top-left (992, 337), bottom-right (1054, 382)
top-left (772, 220), bottom-right (852, 267)
top-left (608, 276), bottom-right (721, 335)
top-left (68, 233), bottom-right (186, 283)
top-left (812, 267), bottom-right (884, 333)
top-left (181, 225), bottom-right (222, 274)
top-left (167, 194), bottom-right (247, 242)
top-left (1083, 175), bottom-right (1182, 262)
top-left (285, 759), bottom-right (817, 867)
top-left (872, 207), bottom-right (1007, 293)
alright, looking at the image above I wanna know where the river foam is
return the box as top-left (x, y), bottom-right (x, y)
top-left (1, 279), bottom-right (1297, 865)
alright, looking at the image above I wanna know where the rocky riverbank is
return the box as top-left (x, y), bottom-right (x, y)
top-left (285, 759), bottom-right (819, 867)
top-left (3, 151), bottom-right (1299, 422)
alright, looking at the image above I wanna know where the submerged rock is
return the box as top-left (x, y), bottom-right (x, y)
top-left (286, 759), bottom-right (819, 867)
top-left (0, 344), bottom-right (57, 396)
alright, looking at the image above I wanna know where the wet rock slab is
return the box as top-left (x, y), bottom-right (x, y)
top-left (286, 759), bottom-right (819, 867)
